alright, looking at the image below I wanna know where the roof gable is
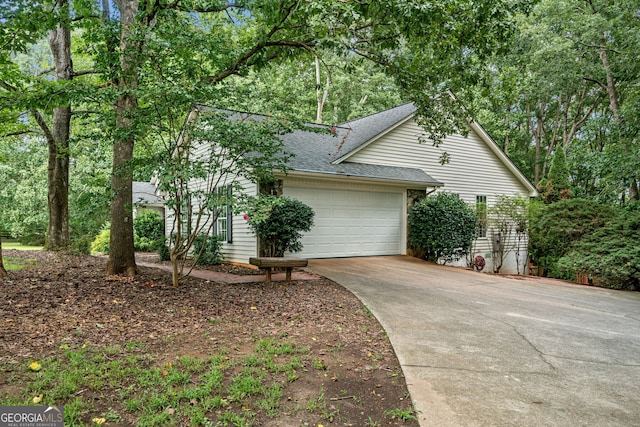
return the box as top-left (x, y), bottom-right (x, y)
top-left (193, 104), bottom-right (442, 187)
top-left (331, 103), bottom-right (417, 161)
top-left (334, 103), bottom-right (536, 196)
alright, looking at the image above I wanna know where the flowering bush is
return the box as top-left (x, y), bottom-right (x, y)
top-left (243, 195), bottom-right (314, 257)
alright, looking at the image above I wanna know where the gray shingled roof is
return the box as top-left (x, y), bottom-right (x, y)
top-left (334, 103), bottom-right (417, 159)
top-left (133, 181), bottom-right (163, 205)
top-left (194, 103), bottom-right (441, 187)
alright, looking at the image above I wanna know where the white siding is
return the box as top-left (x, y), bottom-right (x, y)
top-left (348, 120), bottom-right (530, 200)
top-left (347, 120), bottom-right (532, 274)
top-left (164, 137), bottom-right (259, 265)
top-left (223, 179), bottom-right (258, 264)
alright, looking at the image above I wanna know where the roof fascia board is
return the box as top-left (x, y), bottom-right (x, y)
top-left (332, 113), bottom-right (416, 165)
top-left (274, 170), bottom-right (442, 189)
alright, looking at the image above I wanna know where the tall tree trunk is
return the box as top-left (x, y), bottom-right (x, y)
top-left (45, 0), bottom-right (72, 250)
top-left (107, 0), bottom-right (140, 275)
top-left (315, 57), bottom-right (330, 123)
top-left (107, 101), bottom-right (138, 276)
top-left (599, 38), bottom-right (639, 201)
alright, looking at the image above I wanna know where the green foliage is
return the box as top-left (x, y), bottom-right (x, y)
top-left (69, 235), bottom-right (92, 255)
top-left (539, 145), bottom-right (572, 204)
top-left (472, 0), bottom-right (640, 202)
top-left (529, 199), bottom-right (617, 279)
top-left (0, 137), bottom-right (48, 244)
top-left (488, 195), bottom-right (530, 274)
top-left (192, 234), bottom-right (224, 266)
top-left (157, 241), bottom-right (171, 262)
top-left (557, 205), bottom-right (640, 290)
top-left (244, 196), bottom-right (315, 257)
top-left (408, 193), bottom-right (477, 264)
top-left (158, 110), bottom-right (296, 285)
top-left (90, 229), bottom-right (110, 255)
top-left (133, 211), bottom-right (164, 251)
top-left (223, 53), bottom-right (404, 124)
top-left (134, 211), bottom-right (164, 242)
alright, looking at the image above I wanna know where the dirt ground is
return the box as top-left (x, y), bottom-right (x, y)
top-left (0, 250), bottom-right (419, 426)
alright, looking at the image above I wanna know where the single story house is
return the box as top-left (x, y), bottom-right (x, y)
top-left (132, 181), bottom-right (166, 221)
top-left (143, 103), bottom-right (537, 274)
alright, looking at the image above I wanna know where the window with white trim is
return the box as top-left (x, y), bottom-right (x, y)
top-left (476, 195), bottom-right (487, 238)
top-left (213, 185), bottom-right (232, 243)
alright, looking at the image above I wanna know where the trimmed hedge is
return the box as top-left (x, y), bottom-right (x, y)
top-left (557, 204), bottom-right (640, 290)
top-left (408, 192), bottom-right (477, 264)
top-left (528, 199), bottom-right (616, 279)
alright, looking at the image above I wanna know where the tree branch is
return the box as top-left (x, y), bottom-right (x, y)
top-left (72, 69), bottom-right (98, 77)
top-left (0, 79), bottom-right (18, 92)
top-left (30, 109), bottom-right (55, 143)
top-left (1, 129), bottom-right (37, 138)
top-left (583, 76), bottom-right (607, 90)
top-left (201, 1), bottom-right (301, 84)
top-left (162, 1), bottom-right (243, 13)
top-left (37, 67), bottom-right (56, 76)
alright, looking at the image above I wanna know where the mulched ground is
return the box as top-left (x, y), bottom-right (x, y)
top-left (0, 250), bottom-right (419, 426)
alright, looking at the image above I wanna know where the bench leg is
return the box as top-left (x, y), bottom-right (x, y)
top-left (265, 268), bottom-right (272, 283)
top-left (285, 267), bottom-right (292, 282)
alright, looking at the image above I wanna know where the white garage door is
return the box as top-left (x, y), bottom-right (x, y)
top-left (284, 187), bottom-right (403, 258)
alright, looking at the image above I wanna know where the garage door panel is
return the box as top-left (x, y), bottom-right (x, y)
top-left (284, 186), bottom-right (403, 258)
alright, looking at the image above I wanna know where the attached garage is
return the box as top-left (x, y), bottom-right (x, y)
top-left (284, 184), bottom-right (405, 258)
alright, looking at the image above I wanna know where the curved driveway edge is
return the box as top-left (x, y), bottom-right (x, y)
top-left (307, 256), bottom-right (640, 427)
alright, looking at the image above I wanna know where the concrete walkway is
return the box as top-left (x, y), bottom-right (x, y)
top-left (136, 261), bottom-right (321, 284)
top-left (307, 256), bottom-right (640, 427)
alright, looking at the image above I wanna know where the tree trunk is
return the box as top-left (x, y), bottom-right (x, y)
top-left (44, 0), bottom-right (72, 250)
top-left (315, 57), bottom-right (330, 123)
top-left (106, 99), bottom-right (138, 276)
top-left (107, 0), bottom-right (140, 275)
top-left (0, 231), bottom-right (7, 277)
top-left (599, 37), bottom-right (638, 201)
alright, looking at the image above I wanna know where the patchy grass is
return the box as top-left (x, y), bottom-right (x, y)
top-left (2, 240), bottom-right (43, 251)
top-left (2, 256), bottom-right (35, 271)
top-left (1, 340), bottom-right (310, 426)
top-left (1, 339), bottom-right (418, 426)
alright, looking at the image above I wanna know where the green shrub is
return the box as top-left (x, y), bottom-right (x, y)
top-left (90, 229), bottom-right (110, 254)
top-left (243, 196), bottom-right (314, 257)
top-left (192, 234), bottom-right (223, 265)
top-left (529, 199), bottom-right (617, 278)
top-left (538, 144), bottom-right (572, 204)
top-left (408, 192), bottom-right (477, 264)
top-left (158, 241), bottom-right (171, 262)
top-left (134, 234), bottom-right (159, 252)
top-left (69, 235), bottom-right (93, 255)
top-left (133, 211), bottom-right (164, 251)
top-left (557, 205), bottom-right (640, 290)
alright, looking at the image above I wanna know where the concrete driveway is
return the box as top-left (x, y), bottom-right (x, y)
top-left (307, 256), bottom-right (640, 427)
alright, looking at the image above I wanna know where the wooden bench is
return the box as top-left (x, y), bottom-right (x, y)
top-left (249, 257), bottom-right (308, 283)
